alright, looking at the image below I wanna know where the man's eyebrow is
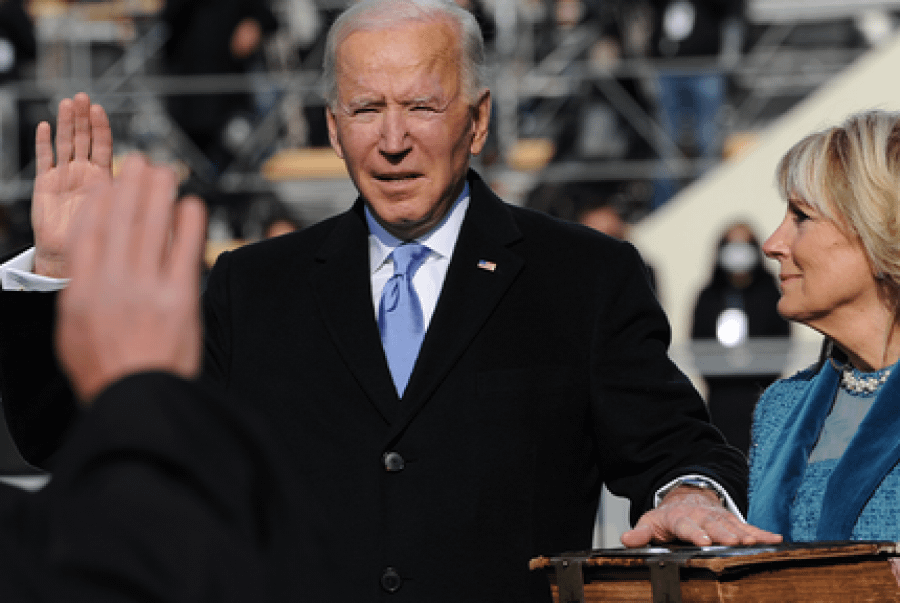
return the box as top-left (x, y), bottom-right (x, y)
top-left (404, 94), bottom-right (453, 109)
top-left (406, 95), bottom-right (438, 104)
top-left (338, 93), bottom-right (454, 112)
top-left (340, 96), bottom-right (383, 111)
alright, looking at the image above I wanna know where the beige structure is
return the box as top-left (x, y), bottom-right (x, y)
top-left (630, 31), bottom-right (900, 384)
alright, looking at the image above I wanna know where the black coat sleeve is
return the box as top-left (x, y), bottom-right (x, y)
top-left (590, 242), bottom-right (748, 522)
top-left (0, 372), bottom-right (303, 602)
top-left (0, 288), bottom-right (79, 468)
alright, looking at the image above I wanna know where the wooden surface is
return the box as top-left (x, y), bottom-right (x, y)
top-left (261, 148), bottom-right (349, 181)
top-left (29, 0), bottom-right (163, 19)
top-left (533, 542), bottom-right (900, 602)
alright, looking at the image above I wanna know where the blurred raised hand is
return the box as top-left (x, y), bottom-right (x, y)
top-left (32, 92), bottom-right (113, 277)
top-left (56, 154), bottom-right (207, 405)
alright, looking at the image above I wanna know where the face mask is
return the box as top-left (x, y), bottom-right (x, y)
top-left (719, 241), bottom-right (758, 274)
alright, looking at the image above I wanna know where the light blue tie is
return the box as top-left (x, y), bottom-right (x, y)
top-left (378, 243), bottom-right (431, 395)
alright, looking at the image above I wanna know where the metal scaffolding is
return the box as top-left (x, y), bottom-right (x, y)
top-left (0, 0), bottom-right (896, 217)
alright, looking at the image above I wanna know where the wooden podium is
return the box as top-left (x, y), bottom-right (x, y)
top-left (530, 541), bottom-right (900, 602)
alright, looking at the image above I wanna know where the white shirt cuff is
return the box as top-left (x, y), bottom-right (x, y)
top-left (0, 248), bottom-right (70, 291)
top-left (654, 474), bottom-right (745, 522)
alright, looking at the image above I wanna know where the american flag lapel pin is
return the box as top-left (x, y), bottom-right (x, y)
top-left (477, 259), bottom-right (497, 272)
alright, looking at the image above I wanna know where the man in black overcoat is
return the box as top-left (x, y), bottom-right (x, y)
top-left (0, 1), bottom-right (779, 601)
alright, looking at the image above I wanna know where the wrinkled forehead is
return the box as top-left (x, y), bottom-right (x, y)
top-left (334, 22), bottom-right (462, 97)
top-left (336, 16), bottom-right (460, 66)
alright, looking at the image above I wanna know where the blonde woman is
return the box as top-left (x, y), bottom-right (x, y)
top-left (750, 110), bottom-right (900, 541)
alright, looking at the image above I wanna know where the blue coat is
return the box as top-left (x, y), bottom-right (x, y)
top-left (749, 359), bottom-right (900, 541)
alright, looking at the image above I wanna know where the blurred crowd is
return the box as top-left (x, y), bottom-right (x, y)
top-left (0, 0), bottom-right (896, 258)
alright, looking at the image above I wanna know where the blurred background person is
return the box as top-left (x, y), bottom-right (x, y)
top-left (532, 0), bottom-right (656, 180)
top-left (578, 196), bottom-right (628, 239)
top-left (750, 110), bottom-right (900, 542)
top-left (573, 181), bottom-right (658, 295)
top-left (159, 0), bottom-right (278, 180)
top-left (0, 0), bottom-right (35, 178)
top-left (648, 0), bottom-right (745, 209)
top-left (288, 0), bottom-right (342, 148)
top-left (244, 188), bottom-right (305, 240)
top-left (526, 179), bottom-right (658, 294)
top-left (262, 211), bottom-right (303, 239)
top-left (690, 221), bottom-right (789, 456)
top-left (0, 0), bottom-right (35, 87)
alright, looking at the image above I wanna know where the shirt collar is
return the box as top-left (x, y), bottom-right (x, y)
top-left (366, 181), bottom-right (470, 274)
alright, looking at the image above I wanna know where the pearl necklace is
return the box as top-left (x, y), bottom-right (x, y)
top-left (840, 365), bottom-right (892, 394)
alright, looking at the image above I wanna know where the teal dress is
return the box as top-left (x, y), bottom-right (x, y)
top-left (748, 358), bottom-right (900, 541)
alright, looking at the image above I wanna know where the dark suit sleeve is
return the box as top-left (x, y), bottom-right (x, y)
top-left (0, 372), bottom-right (302, 602)
top-left (591, 242), bottom-right (747, 522)
top-left (0, 288), bottom-right (79, 468)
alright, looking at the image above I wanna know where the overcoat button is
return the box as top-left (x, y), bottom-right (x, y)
top-left (383, 451), bottom-right (405, 472)
top-left (381, 567), bottom-right (403, 593)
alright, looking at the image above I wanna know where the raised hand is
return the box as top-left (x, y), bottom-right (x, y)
top-left (32, 92), bottom-right (113, 277)
top-left (56, 154), bottom-right (207, 406)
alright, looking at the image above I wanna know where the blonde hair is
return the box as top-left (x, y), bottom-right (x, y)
top-left (777, 110), bottom-right (900, 290)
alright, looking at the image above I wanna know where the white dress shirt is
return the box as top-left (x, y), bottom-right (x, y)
top-left (366, 183), bottom-right (469, 329)
top-left (0, 248), bottom-right (69, 291)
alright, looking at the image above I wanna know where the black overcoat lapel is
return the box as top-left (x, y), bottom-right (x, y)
top-left (308, 173), bottom-right (524, 431)
top-left (394, 172), bottom-right (524, 432)
top-left (310, 201), bottom-right (400, 424)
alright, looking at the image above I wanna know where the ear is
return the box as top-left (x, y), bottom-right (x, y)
top-left (326, 107), bottom-right (344, 159)
top-left (468, 89), bottom-right (492, 157)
